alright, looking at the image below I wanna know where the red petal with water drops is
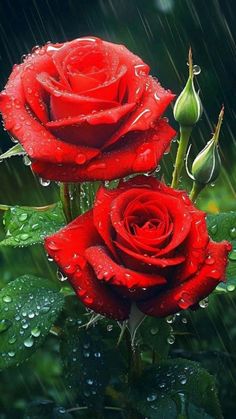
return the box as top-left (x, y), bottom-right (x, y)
top-left (45, 210), bottom-right (130, 320)
top-left (137, 240), bottom-right (231, 317)
top-left (46, 102), bottom-right (135, 148)
top-left (0, 86), bottom-right (100, 165)
top-left (103, 77), bottom-right (175, 149)
top-left (32, 118), bottom-right (175, 181)
top-left (85, 245), bottom-right (167, 289)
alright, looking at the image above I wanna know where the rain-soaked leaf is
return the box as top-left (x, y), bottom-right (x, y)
top-left (0, 143), bottom-right (25, 159)
top-left (130, 358), bottom-right (222, 419)
top-left (0, 275), bottom-right (64, 369)
top-left (207, 212), bottom-right (236, 292)
top-left (0, 202), bottom-right (65, 247)
top-left (60, 318), bottom-right (126, 409)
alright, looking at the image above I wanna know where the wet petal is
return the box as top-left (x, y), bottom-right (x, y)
top-left (32, 118), bottom-right (175, 181)
top-left (137, 241), bottom-right (231, 317)
top-left (45, 210), bottom-right (130, 320)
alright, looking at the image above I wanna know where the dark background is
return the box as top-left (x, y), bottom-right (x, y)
top-left (0, 1), bottom-right (236, 418)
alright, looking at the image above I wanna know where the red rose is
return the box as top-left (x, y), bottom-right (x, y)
top-left (45, 176), bottom-right (231, 320)
top-left (0, 37), bottom-right (175, 182)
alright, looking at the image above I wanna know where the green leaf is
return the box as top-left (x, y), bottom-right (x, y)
top-left (207, 212), bottom-right (236, 292)
top-left (60, 318), bottom-right (126, 409)
top-left (0, 275), bottom-right (64, 369)
top-left (0, 143), bottom-right (25, 159)
top-left (1, 202), bottom-right (65, 247)
top-left (130, 358), bottom-right (222, 419)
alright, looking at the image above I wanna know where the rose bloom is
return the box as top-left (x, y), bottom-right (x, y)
top-left (45, 176), bottom-right (231, 320)
top-left (0, 37), bottom-right (175, 182)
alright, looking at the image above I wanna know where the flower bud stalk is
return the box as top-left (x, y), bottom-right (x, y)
top-left (171, 48), bottom-right (202, 189)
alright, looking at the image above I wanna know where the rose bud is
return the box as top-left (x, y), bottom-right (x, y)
top-left (173, 48), bottom-right (202, 127)
top-left (191, 106), bottom-right (224, 185)
top-left (45, 175), bottom-right (231, 321)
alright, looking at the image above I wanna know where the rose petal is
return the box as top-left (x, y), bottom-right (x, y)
top-left (137, 241), bottom-right (231, 317)
top-left (37, 72), bottom-right (119, 119)
top-left (46, 102), bottom-right (136, 147)
top-left (0, 87), bottom-right (100, 165)
top-left (32, 118), bottom-right (175, 181)
top-left (45, 210), bottom-right (130, 320)
top-left (85, 245), bottom-right (167, 289)
top-left (103, 77), bottom-right (175, 149)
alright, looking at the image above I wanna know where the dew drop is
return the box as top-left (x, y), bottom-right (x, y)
top-left (39, 178), bottom-right (51, 187)
top-left (193, 64), bottom-right (201, 75)
top-left (31, 327), bottom-right (41, 337)
top-left (167, 335), bottom-right (175, 344)
top-left (3, 295), bottom-right (12, 303)
top-left (0, 319), bottom-right (12, 333)
top-left (147, 393), bottom-right (157, 402)
top-left (23, 155), bottom-right (31, 166)
top-left (57, 270), bottom-right (67, 282)
top-left (8, 351), bottom-right (15, 357)
top-left (227, 284), bottom-right (235, 292)
top-left (8, 336), bottom-right (17, 344)
top-left (199, 297), bottom-right (209, 308)
top-left (76, 153), bottom-right (86, 164)
top-left (107, 324), bottom-right (113, 332)
top-left (24, 337), bottom-right (34, 348)
top-left (18, 213), bottom-right (28, 222)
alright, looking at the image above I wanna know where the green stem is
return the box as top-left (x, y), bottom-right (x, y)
top-left (171, 126), bottom-right (192, 189)
top-left (60, 183), bottom-right (72, 223)
top-left (189, 181), bottom-right (205, 202)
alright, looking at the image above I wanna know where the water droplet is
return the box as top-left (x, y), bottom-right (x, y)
top-left (0, 319), bottom-right (12, 333)
top-left (31, 327), bottom-right (41, 337)
top-left (40, 305), bottom-right (51, 314)
top-left (39, 178), bottom-right (51, 187)
top-left (193, 65), bottom-right (201, 75)
top-left (167, 335), bottom-right (175, 344)
top-left (8, 336), bottom-right (17, 344)
top-left (86, 378), bottom-right (94, 385)
top-left (107, 324), bottom-right (113, 332)
top-left (150, 327), bottom-right (159, 335)
top-left (177, 292), bottom-right (193, 309)
top-left (24, 337), bottom-right (34, 348)
top-left (179, 375), bottom-right (187, 385)
top-left (199, 297), bottom-right (209, 308)
top-left (76, 153), bottom-right (86, 164)
top-left (23, 155), bottom-right (31, 166)
top-left (57, 270), bottom-right (67, 282)
top-left (205, 255), bottom-right (215, 265)
top-left (94, 352), bottom-right (101, 358)
top-left (226, 284), bottom-right (235, 292)
top-left (147, 393), bottom-right (157, 402)
top-left (3, 295), bottom-right (12, 303)
top-left (8, 351), bottom-right (15, 357)
top-left (18, 213), bottom-right (28, 222)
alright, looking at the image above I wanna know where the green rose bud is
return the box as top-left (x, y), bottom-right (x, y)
top-left (173, 48), bottom-right (202, 127)
top-left (189, 106), bottom-right (224, 185)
